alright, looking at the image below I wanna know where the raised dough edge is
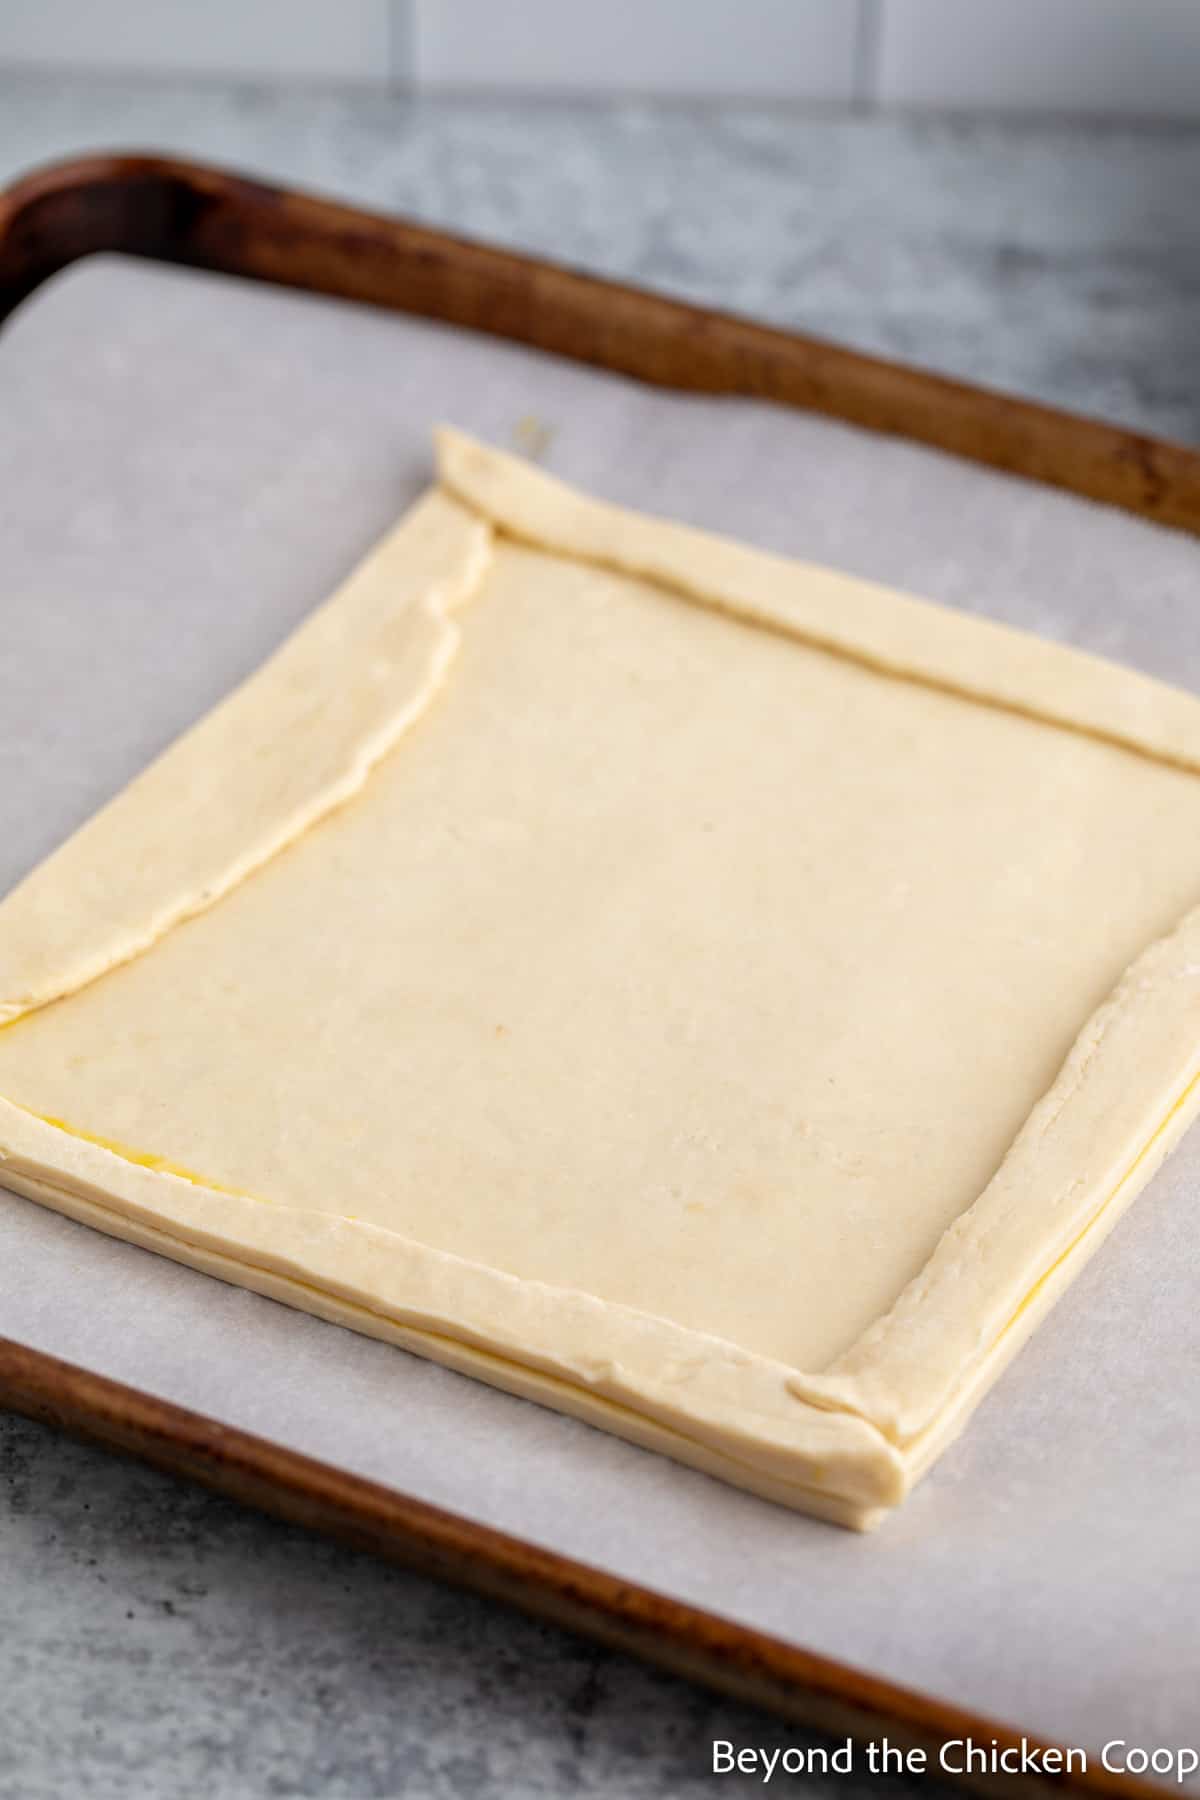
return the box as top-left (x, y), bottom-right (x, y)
top-left (808, 903), bottom-right (1200, 1447)
top-left (433, 428), bottom-right (1200, 1459)
top-left (435, 425), bottom-right (1200, 778)
top-left (2, 1164), bottom-right (881, 1530)
top-left (3, 430), bottom-right (1200, 1524)
top-left (0, 488), bottom-right (493, 1026)
top-left (0, 1097), bottom-right (902, 1514)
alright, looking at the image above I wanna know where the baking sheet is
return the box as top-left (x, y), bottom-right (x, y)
top-left (3, 255), bottom-right (1199, 1773)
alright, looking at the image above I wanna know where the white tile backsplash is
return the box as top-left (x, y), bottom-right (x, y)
top-left (0, 0), bottom-right (392, 83)
top-left (0, 0), bottom-right (1197, 119)
top-left (411, 0), bottom-right (861, 100)
top-left (876, 0), bottom-right (1200, 117)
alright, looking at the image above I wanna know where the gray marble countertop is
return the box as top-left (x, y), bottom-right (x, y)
top-left (2, 72), bottom-right (1199, 1800)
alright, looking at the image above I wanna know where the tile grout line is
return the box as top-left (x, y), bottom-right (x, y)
top-left (853, 0), bottom-right (883, 108)
top-left (388, 0), bottom-right (414, 90)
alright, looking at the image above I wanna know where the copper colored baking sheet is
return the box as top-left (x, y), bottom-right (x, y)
top-left (2, 255), bottom-right (1199, 1781)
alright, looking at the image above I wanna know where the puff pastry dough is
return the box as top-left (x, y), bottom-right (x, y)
top-left (2, 429), bottom-right (1199, 1528)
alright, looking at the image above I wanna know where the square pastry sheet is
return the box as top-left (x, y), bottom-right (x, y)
top-left (2, 257), bottom-right (1199, 1761)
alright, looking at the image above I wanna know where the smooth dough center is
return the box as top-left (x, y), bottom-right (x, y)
top-left (3, 538), bottom-right (1200, 1369)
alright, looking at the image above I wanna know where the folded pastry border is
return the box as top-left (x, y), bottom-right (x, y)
top-left (2, 431), bottom-right (1198, 1529)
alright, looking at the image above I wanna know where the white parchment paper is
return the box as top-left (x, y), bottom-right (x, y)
top-left (2, 257), bottom-right (1198, 1774)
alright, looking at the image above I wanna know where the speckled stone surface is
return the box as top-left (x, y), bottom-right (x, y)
top-left (2, 71), bottom-right (1199, 1800)
top-left (2, 74), bottom-right (1200, 442)
top-left (1, 1418), bottom-right (974, 1800)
